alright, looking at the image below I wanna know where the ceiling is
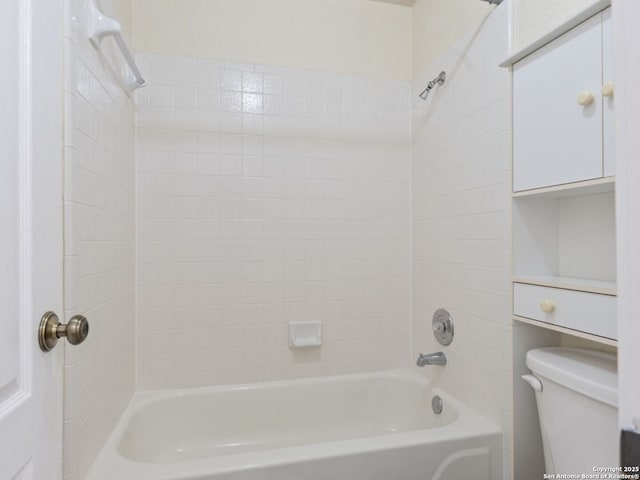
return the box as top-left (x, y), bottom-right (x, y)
top-left (369, 0), bottom-right (417, 7)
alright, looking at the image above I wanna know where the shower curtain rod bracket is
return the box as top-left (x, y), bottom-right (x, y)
top-left (86, 0), bottom-right (147, 91)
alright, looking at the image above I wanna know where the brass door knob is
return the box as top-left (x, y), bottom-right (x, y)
top-left (38, 311), bottom-right (89, 352)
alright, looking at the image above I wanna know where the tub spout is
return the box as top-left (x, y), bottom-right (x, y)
top-left (417, 352), bottom-right (447, 367)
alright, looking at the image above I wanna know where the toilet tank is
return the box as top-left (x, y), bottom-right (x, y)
top-left (525, 347), bottom-right (618, 475)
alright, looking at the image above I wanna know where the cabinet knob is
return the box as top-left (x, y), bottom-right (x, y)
top-left (577, 91), bottom-right (595, 106)
top-left (602, 81), bottom-right (614, 97)
top-left (539, 300), bottom-right (555, 314)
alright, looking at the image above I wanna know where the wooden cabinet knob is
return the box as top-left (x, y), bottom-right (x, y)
top-left (539, 300), bottom-right (555, 313)
top-left (577, 91), bottom-right (595, 106)
top-left (602, 81), bottom-right (614, 97)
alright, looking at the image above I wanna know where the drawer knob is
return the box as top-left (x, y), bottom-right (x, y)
top-left (577, 91), bottom-right (595, 106)
top-left (539, 300), bottom-right (555, 313)
top-left (602, 81), bottom-right (614, 97)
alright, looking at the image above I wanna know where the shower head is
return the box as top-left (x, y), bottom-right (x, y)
top-left (480, 0), bottom-right (503, 4)
top-left (418, 71), bottom-right (446, 101)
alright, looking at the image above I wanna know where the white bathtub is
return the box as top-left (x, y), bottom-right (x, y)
top-left (85, 370), bottom-right (502, 480)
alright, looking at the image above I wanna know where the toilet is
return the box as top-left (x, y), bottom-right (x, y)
top-left (523, 347), bottom-right (618, 474)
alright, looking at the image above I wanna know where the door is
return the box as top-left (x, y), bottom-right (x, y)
top-left (513, 13), bottom-right (603, 192)
top-left (602, 7), bottom-right (615, 177)
top-left (0, 0), bottom-right (64, 479)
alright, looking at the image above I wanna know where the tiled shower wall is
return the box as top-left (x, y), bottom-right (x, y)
top-left (63, 2), bottom-right (136, 479)
top-left (411, 5), bottom-right (512, 478)
top-left (135, 54), bottom-right (412, 389)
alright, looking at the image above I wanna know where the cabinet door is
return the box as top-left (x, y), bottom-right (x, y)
top-left (513, 14), bottom-right (603, 192)
top-left (602, 8), bottom-right (615, 176)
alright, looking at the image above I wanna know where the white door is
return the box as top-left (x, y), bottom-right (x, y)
top-left (602, 7), bottom-right (615, 177)
top-left (513, 13), bottom-right (603, 192)
top-left (0, 0), bottom-right (64, 479)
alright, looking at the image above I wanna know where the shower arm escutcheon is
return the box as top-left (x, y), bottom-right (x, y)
top-left (38, 311), bottom-right (89, 352)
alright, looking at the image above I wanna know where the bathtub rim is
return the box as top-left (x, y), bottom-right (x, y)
top-left (119, 368), bottom-right (455, 423)
top-left (85, 369), bottom-right (502, 480)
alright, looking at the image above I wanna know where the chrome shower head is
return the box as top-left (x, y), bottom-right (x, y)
top-left (480, 0), bottom-right (503, 4)
top-left (418, 71), bottom-right (446, 101)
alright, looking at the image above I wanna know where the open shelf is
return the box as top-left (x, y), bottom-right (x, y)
top-left (513, 188), bottom-right (616, 286)
top-left (512, 176), bottom-right (614, 199)
top-left (513, 276), bottom-right (616, 296)
top-left (513, 315), bottom-right (618, 347)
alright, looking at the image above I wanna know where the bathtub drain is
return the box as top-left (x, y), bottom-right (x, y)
top-left (432, 395), bottom-right (443, 414)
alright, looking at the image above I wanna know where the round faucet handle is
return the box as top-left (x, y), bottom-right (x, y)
top-left (432, 309), bottom-right (454, 346)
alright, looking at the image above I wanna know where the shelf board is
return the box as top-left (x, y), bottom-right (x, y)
top-left (512, 176), bottom-right (615, 199)
top-left (513, 315), bottom-right (618, 347)
top-left (500, 0), bottom-right (611, 67)
top-left (513, 276), bottom-right (617, 296)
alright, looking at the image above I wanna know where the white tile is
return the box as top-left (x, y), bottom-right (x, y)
top-left (220, 70), bottom-right (242, 91)
top-left (242, 72), bottom-right (263, 93)
top-left (149, 85), bottom-right (174, 107)
top-left (221, 91), bottom-right (242, 113)
top-left (198, 89), bottom-right (220, 111)
top-left (65, 13), bottom-right (137, 480)
top-left (197, 67), bottom-right (220, 88)
top-left (174, 87), bottom-right (197, 109)
top-left (174, 65), bottom-right (197, 87)
top-left (135, 54), bottom-right (412, 398)
top-left (242, 93), bottom-right (263, 114)
top-left (149, 62), bottom-right (174, 85)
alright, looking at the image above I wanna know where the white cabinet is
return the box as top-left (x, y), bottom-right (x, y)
top-left (513, 10), bottom-right (614, 192)
top-left (513, 283), bottom-right (617, 340)
top-left (506, 7), bottom-right (617, 478)
top-left (602, 8), bottom-right (615, 176)
top-left (510, 6), bottom-right (617, 338)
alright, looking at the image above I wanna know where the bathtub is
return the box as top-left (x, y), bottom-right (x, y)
top-left (85, 370), bottom-right (502, 480)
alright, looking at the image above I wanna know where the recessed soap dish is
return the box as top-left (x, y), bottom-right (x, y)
top-left (288, 321), bottom-right (322, 348)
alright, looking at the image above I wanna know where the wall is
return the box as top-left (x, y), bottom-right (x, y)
top-left (63, 0), bottom-right (136, 478)
top-left (512, 0), bottom-right (603, 51)
top-left (413, 0), bottom-right (604, 80)
top-left (103, 0), bottom-right (132, 39)
top-left (134, 54), bottom-right (412, 389)
top-left (614, 0), bottom-right (640, 432)
top-left (412, 0), bottom-right (495, 78)
top-left (411, 3), bottom-right (512, 478)
top-left (131, 0), bottom-right (412, 81)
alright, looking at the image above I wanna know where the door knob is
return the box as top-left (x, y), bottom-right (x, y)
top-left (38, 311), bottom-right (89, 352)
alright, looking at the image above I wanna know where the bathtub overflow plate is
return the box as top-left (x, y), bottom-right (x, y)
top-left (432, 395), bottom-right (443, 415)
top-left (432, 308), bottom-right (454, 346)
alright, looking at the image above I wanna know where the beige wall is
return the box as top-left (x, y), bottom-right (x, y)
top-left (101, 0), bottom-right (133, 39)
top-left (132, 0), bottom-right (412, 80)
top-left (412, 0), bottom-right (603, 78)
top-left (512, 0), bottom-right (603, 50)
top-left (412, 0), bottom-right (494, 77)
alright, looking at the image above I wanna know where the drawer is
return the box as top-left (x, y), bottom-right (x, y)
top-left (513, 283), bottom-right (617, 339)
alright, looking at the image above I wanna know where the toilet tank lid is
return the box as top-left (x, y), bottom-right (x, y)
top-left (526, 347), bottom-right (617, 407)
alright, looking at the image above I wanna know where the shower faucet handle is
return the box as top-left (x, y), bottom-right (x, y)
top-left (432, 308), bottom-right (454, 346)
top-left (433, 321), bottom-right (448, 334)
